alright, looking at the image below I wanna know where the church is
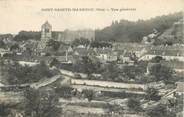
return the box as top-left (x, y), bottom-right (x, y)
top-left (38, 21), bottom-right (95, 50)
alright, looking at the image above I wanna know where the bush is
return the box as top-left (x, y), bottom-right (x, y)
top-left (55, 86), bottom-right (73, 98)
top-left (24, 88), bottom-right (61, 117)
top-left (146, 104), bottom-right (176, 117)
top-left (82, 89), bottom-right (95, 101)
top-left (6, 61), bottom-right (55, 85)
top-left (127, 98), bottom-right (142, 112)
top-left (145, 87), bottom-right (161, 101)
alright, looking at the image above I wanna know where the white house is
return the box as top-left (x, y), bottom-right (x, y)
top-left (95, 48), bottom-right (118, 62)
top-left (0, 48), bottom-right (11, 57)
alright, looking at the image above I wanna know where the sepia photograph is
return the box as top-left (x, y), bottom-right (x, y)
top-left (0, 0), bottom-right (183, 117)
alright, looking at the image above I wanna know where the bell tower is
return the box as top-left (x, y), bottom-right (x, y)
top-left (41, 21), bottom-right (52, 39)
top-left (38, 21), bottom-right (52, 50)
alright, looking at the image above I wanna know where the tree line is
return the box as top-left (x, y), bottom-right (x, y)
top-left (95, 12), bottom-right (183, 43)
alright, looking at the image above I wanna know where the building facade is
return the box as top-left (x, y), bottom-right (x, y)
top-left (57, 29), bottom-right (95, 44)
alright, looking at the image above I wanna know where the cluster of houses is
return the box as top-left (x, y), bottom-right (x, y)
top-left (1, 20), bottom-right (184, 65)
top-left (139, 49), bottom-right (184, 61)
top-left (69, 46), bottom-right (138, 64)
top-left (1, 40), bottom-right (184, 66)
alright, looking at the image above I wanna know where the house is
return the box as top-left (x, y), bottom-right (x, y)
top-left (95, 48), bottom-right (117, 62)
top-left (175, 82), bottom-right (184, 95)
top-left (118, 51), bottom-right (134, 63)
top-left (57, 29), bottom-right (95, 44)
top-left (145, 81), bottom-right (165, 89)
top-left (18, 61), bottom-right (39, 67)
top-left (67, 46), bottom-right (73, 52)
top-left (112, 43), bottom-right (148, 57)
top-left (20, 40), bottom-right (38, 52)
top-left (72, 47), bottom-right (97, 64)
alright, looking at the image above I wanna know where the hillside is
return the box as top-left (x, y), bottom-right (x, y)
top-left (95, 12), bottom-right (183, 43)
top-left (154, 19), bottom-right (183, 45)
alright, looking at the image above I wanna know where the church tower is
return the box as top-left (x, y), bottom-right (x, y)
top-left (38, 21), bottom-right (52, 50)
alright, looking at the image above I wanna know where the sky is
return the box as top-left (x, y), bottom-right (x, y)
top-left (0, 0), bottom-right (183, 34)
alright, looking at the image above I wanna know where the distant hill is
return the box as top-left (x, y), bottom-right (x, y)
top-left (95, 12), bottom-right (183, 43)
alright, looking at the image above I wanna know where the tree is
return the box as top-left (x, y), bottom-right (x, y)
top-left (95, 12), bottom-right (182, 44)
top-left (10, 43), bottom-right (19, 51)
top-left (0, 103), bottom-right (11, 117)
top-left (24, 88), bottom-right (61, 117)
top-left (6, 61), bottom-right (54, 85)
top-left (14, 31), bottom-right (41, 41)
top-left (33, 61), bottom-right (54, 80)
top-left (121, 65), bottom-right (145, 80)
top-left (73, 56), bottom-right (99, 75)
top-left (149, 64), bottom-right (174, 84)
top-left (47, 40), bottom-right (61, 51)
top-left (102, 63), bottom-right (119, 81)
top-left (82, 89), bottom-right (94, 101)
top-left (6, 62), bottom-right (29, 84)
top-left (49, 58), bottom-right (60, 68)
top-left (55, 86), bottom-right (73, 98)
top-left (145, 87), bottom-right (161, 101)
top-left (0, 40), bottom-right (5, 49)
top-left (150, 56), bottom-right (163, 63)
top-left (90, 41), bottom-right (112, 48)
top-left (122, 66), bottom-right (136, 80)
top-left (71, 38), bottom-right (90, 47)
top-left (146, 104), bottom-right (176, 117)
top-left (81, 56), bottom-right (95, 75)
top-left (127, 98), bottom-right (142, 112)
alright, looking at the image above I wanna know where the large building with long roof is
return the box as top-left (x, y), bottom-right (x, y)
top-left (57, 29), bottom-right (95, 44)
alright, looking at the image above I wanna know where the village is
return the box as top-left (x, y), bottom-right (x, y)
top-left (0, 14), bottom-right (184, 117)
